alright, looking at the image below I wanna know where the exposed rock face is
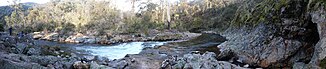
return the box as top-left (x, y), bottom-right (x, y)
top-left (292, 62), bottom-right (309, 69)
top-left (308, 2), bottom-right (326, 68)
top-left (73, 61), bottom-right (90, 69)
top-left (219, 23), bottom-right (318, 68)
top-left (310, 5), bottom-right (326, 39)
top-left (0, 33), bottom-right (82, 69)
top-left (89, 61), bottom-right (114, 69)
top-left (26, 47), bottom-right (41, 55)
top-left (32, 32), bottom-right (44, 39)
top-left (42, 33), bottom-right (59, 41)
top-left (16, 43), bottom-right (28, 54)
top-left (163, 52), bottom-right (247, 69)
top-left (217, 0), bottom-right (322, 68)
top-left (309, 38), bottom-right (326, 68)
top-left (0, 57), bottom-right (46, 69)
top-left (0, 52), bottom-right (79, 69)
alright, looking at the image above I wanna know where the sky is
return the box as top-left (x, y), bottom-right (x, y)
top-left (0, 0), bottom-right (49, 6)
top-left (0, 0), bottom-right (179, 11)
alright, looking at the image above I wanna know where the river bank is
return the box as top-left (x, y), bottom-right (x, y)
top-left (32, 30), bottom-right (201, 45)
top-left (1, 31), bottom-right (249, 69)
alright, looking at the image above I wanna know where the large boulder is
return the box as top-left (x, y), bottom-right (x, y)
top-left (73, 61), bottom-right (90, 69)
top-left (42, 33), bottom-right (59, 41)
top-left (89, 61), bottom-right (113, 69)
top-left (310, 5), bottom-right (326, 39)
top-left (164, 52), bottom-right (247, 69)
top-left (29, 56), bottom-right (60, 66)
top-left (74, 37), bottom-right (86, 43)
top-left (26, 47), bottom-right (41, 55)
top-left (0, 58), bottom-right (46, 69)
top-left (32, 32), bottom-right (44, 39)
top-left (0, 53), bottom-right (48, 69)
top-left (15, 43), bottom-right (28, 54)
top-left (309, 38), bottom-right (326, 67)
top-left (84, 38), bottom-right (96, 44)
top-left (219, 22), bottom-right (318, 68)
top-left (152, 32), bottom-right (183, 41)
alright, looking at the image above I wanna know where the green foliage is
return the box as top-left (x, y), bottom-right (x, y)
top-left (0, 0), bottom-right (244, 34)
top-left (3, 0), bottom-right (122, 35)
top-left (230, 0), bottom-right (296, 27)
top-left (320, 58), bottom-right (326, 68)
top-left (124, 14), bottom-right (164, 33)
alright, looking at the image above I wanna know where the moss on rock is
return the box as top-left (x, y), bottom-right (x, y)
top-left (320, 58), bottom-right (326, 68)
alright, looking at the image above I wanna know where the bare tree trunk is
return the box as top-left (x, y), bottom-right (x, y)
top-left (166, 0), bottom-right (171, 30)
top-left (161, 0), bottom-right (165, 23)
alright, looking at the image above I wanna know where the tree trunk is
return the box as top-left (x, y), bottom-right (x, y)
top-left (166, 0), bottom-right (171, 30)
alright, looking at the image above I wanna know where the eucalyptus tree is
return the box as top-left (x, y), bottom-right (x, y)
top-left (4, 0), bottom-right (28, 32)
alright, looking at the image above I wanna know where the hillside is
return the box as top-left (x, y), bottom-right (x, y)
top-left (0, 2), bottom-right (37, 31)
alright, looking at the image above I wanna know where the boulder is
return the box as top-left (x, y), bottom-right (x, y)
top-left (42, 33), bottom-right (59, 41)
top-left (152, 33), bottom-right (183, 41)
top-left (15, 43), bottom-right (27, 54)
top-left (310, 6), bottom-right (326, 39)
top-left (89, 61), bottom-right (113, 69)
top-left (166, 52), bottom-right (247, 69)
top-left (175, 33), bottom-right (227, 47)
top-left (29, 56), bottom-right (60, 66)
top-left (27, 48), bottom-right (41, 55)
top-left (109, 60), bottom-right (128, 69)
top-left (310, 38), bottom-right (326, 67)
top-left (0, 58), bottom-right (47, 69)
top-left (33, 34), bottom-right (43, 39)
top-left (73, 61), bottom-right (90, 69)
top-left (292, 62), bottom-right (308, 69)
top-left (0, 53), bottom-right (47, 69)
top-left (84, 38), bottom-right (96, 44)
top-left (74, 37), bottom-right (86, 43)
top-left (219, 22), bottom-right (318, 67)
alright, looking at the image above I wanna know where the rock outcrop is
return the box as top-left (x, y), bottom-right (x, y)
top-left (163, 52), bottom-right (248, 69)
top-left (310, 2), bottom-right (326, 39)
top-left (218, 0), bottom-right (323, 68)
top-left (33, 31), bottom-right (200, 45)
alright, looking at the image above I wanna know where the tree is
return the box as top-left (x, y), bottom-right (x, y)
top-left (5, 0), bottom-right (27, 32)
top-left (166, 0), bottom-right (171, 30)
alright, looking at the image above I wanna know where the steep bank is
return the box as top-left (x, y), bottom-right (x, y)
top-left (217, 0), bottom-right (325, 68)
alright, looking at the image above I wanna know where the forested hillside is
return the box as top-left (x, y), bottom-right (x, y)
top-left (0, 0), bottom-right (243, 35)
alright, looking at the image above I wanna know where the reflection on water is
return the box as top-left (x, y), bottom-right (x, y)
top-left (75, 42), bottom-right (166, 60)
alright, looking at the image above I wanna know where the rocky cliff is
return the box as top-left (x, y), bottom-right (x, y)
top-left (217, 0), bottom-right (326, 68)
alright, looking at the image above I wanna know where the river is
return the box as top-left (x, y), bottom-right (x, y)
top-left (75, 42), bottom-right (166, 60)
top-left (34, 40), bottom-right (166, 60)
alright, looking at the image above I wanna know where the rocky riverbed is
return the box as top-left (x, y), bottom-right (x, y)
top-left (1, 26), bottom-right (326, 69)
top-left (1, 31), bottom-right (251, 69)
top-left (32, 30), bottom-right (200, 45)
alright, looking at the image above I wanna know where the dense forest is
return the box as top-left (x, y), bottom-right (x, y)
top-left (0, 0), bottom-right (244, 35)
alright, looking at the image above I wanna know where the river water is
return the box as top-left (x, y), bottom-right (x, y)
top-left (75, 42), bottom-right (166, 60)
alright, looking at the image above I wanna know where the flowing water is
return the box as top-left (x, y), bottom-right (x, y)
top-left (75, 42), bottom-right (166, 60)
